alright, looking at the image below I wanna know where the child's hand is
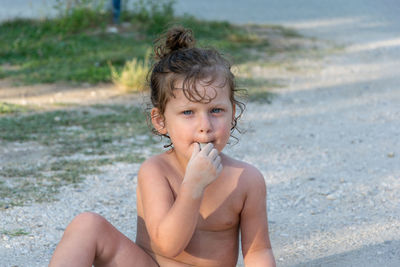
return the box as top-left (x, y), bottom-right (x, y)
top-left (183, 143), bottom-right (223, 193)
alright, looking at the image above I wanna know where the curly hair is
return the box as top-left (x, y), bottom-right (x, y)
top-left (147, 26), bottom-right (246, 148)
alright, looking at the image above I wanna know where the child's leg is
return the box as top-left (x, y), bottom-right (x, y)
top-left (49, 212), bottom-right (158, 267)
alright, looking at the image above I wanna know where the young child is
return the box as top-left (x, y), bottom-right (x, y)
top-left (49, 26), bottom-right (275, 267)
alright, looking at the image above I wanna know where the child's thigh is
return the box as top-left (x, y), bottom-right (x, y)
top-left (85, 213), bottom-right (158, 267)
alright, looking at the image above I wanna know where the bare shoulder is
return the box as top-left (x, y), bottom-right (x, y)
top-left (139, 154), bottom-right (168, 174)
top-left (222, 154), bottom-right (266, 183)
top-left (137, 153), bottom-right (176, 206)
top-left (138, 153), bottom-right (172, 181)
top-left (221, 154), bottom-right (267, 193)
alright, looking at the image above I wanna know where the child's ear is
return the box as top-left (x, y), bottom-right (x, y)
top-left (151, 108), bottom-right (167, 135)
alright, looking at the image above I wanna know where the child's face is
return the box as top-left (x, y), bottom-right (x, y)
top-left (154, 77), bottom-right (234, 160)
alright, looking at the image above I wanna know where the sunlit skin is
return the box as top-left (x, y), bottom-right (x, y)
top-left (153, 78), bottom-right (233, 177)
top-left (136, 77), bottom-right (276, 266)
top-left (48, 77), bottom-right (275, 267)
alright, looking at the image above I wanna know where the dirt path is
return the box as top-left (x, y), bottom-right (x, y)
top-left (233, 45), bottom-right (400, 267)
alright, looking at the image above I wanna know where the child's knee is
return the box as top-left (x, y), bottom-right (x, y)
top-left (66, 212), bottom-right (108, 234)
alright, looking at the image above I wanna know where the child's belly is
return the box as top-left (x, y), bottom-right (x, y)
top-left (137, 227), bottom-right (239, 267)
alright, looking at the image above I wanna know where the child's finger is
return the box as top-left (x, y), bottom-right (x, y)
top-left (200, 143), bottom-right (214, 155)
top-left (209, 148), bottom-right (219, 161)
top-left (213, 154), bottom-right (221, 166)
top-left (191, 142), bottom-right (200, 159)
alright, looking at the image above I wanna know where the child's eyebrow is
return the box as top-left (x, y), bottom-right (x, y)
top-left (210, 101), bottom-right (229, 106)
top-left (177, 102), bottom-right (227, 108)
top-left (202, 101), bottom-right (229, 108)
top-left (175, 103), bottom-right (194, 109)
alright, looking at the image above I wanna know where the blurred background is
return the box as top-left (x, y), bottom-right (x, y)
top-left (2, 0), bottom-right (400, 43)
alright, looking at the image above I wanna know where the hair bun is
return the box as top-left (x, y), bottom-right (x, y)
top-left (155, 26), bottom-right (195, 59)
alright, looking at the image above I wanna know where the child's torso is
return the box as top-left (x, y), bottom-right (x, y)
top-left (136, 153), bottom-right (247, 267)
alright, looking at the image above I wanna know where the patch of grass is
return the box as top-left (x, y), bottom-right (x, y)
top-left (52, 0), bottom-right (109, 34)
top-left (49, 159), bottom-right (100, 182)
top-left (0, 174), bottom-right (58, 207)
top-left (237, 77), bottom-right (280, 103)
top-left (268, 25), bottom-right (302, 38)
top-left (130, 0), bottom-right (176, 35)
top-left (0, 104), bottom-right (156, 208)
top-left (0, 20), bottom-right (150, 84)
top-left (115, 153), bottom-right (146, 163)
top-left (0, 104), bottom-right (148, 146)
top-left (0, 165), bottom-right (42, 178)
top-left (1, 229), bottom-right (29, 237)
top-left (109, 50), bottom-right (150, 92)
top-left (0, 0), bottom-right (292, 85)
top-left (0, 158), bottom-right (105, 208)
top-left (0, 102), bottom-right (30, 115)
top-left (0, 154), bottom-right (150, 208)
top-left (247, 90), bottom-right (276, 104)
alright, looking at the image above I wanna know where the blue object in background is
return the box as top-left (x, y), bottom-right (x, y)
top-left (112, 0), bottom-right (121, 24)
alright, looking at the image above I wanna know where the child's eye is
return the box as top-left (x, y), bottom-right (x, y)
top-left (211, 108), bottom-right (223, 113)
top-left (182, 110), bottom-right (193, 115)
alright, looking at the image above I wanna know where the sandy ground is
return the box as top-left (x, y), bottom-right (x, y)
top-left (1, 1), bottom-right (400, 267)
top-left (236, 48), bottom-right (400, 266)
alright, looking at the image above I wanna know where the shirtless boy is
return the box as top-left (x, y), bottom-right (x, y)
top-left (49, 26), bottom-right (275, 267)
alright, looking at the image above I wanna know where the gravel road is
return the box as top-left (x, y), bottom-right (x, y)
top-left (1, 1), bottom-right (399, 266)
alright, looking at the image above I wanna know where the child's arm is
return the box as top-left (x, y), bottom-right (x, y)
top-left (240, 167), bottom-right (276, 267)
top-left (137, 143), bottom-right (222, 257)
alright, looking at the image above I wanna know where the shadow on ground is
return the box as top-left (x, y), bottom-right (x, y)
top-left (293, 240), bottom-right (400, 267)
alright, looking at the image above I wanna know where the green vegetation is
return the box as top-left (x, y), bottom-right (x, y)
top-left (0, 0), bottom-right (326, 208)
top-left (109, 50), bottom-right (150, 92)
top-left (0, 102), bottom-right (31, 114)
top-left (0, 157), bottom-right (111, 207)
top-left (0, 18), bottom-right (149, 84)
top-left (236, 77), bottom-right (280, 104)
top-left (0, 104), bottom-right (150, 152)
top-left (1, 229), bottom-right (29, 237)
top-left (0, 0), bottom-right (291, 85)
top-left (0, 104), bottom-right (154, 208)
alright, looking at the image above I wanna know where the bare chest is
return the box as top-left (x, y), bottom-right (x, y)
top-left (168, 172), bottom-right (245, 232)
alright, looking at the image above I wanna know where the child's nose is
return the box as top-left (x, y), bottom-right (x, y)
top-left (198, 114), bottom-right (212, 133)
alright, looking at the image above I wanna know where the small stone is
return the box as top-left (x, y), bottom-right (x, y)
top-left (387, 152), bottom-right (395, 158)
top-left (326, 194), bottom-right (336, 200)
